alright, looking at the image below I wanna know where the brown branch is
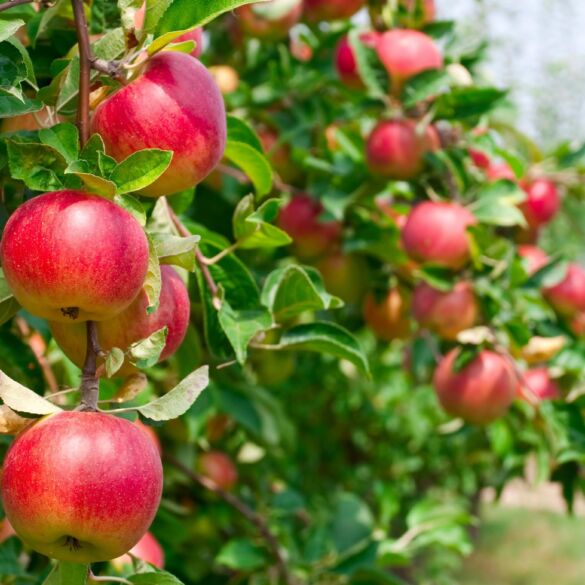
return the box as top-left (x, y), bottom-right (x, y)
top-left (166, 454), bottom-right (296, 585)
top-left (77, 321), bottom-right (101, 412)
top-left (71, 0), bottom-right (91, 147)
top-left (0, 0), bottom-right (34, 12)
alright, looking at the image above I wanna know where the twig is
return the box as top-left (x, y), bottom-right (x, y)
top-left (166, 454), bottom-right (296, 585)
top-left (77, 321), bottom-right (101, 412)
top-left (71, 0), bottom-right (91, 146)
top-left (0, 0), bottom-right (34, 12)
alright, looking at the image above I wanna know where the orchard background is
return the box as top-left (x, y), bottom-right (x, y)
top-left (1, 1), bottom-right (585, 584)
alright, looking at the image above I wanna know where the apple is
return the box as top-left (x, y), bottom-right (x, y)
top-left (290, 37), bottom-right (313, 62)
top-left (50, 266), bottom-right (190, 376)
top-left (363, 287), bottom-right (411, 341)
top-left (112, 531), bottom-right (164, 570)
top-left (236, 0), bottom-right (303, 40)
top-left (259, 126), bottom-right (299, 184)
top-left (0, 190), bottom-right (149, 323)
top-left (520, 179), bottom-right (560, 228)
top-left (412, 281), bottom-right (478, 340)
top-left (277, 194), bottom-right (341, 260)
top-left (174, 28), bottom-right (204, 58)
top-left (315, 251), bottom-right (369, 304)
top-left (1, 411), bottom-right (163, 563)
top-left (135, 419), bottom-right (162, 455)
top-left (518, 245), bottom-right (548, 275)
top-left (0, 519), bottom-right (16, 543)
top-left (401, 201), bottom-right (477, 269)
top-left (199, 451), bottom-right (238, 490)
top-left (469, 148), bottom-right (491, 170)
top-left (335, 32), bottom-right (380, 89)
top-left (399, 0), bottom-right (436, 27)
top-left (92, 52), bottom-right (226, 197)
top-left (366, 119), bottom-right (440, 180)
top-left (486, 162), bottom-right (516, 182)
top-left (433, 349), bottom-right (517, 425)
top-left (544, 263), bottom-right (585, 316)
top-left (519, 367), bottom-right (560, 402)
top-left (208, 65), bottom-right (240, 95)
top-left (303, 0), bottom-right (364, 22)
top-left (376, 29), bottom-right (443, 96)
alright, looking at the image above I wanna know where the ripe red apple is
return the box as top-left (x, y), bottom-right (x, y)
top-left (315, 251), bottom-right (369, 304)
top-left (199, 451), bottom-right (238, 490)
top-left (92, 52), bottom-right (226, 197)
top-left (518, 245), bottom-right (548, 275)
top-left (520, 179), bottom-right (560, 228)
top-left (0, 190), bottom-right (149, 322)
top-left (401, 201), bottom-right (476, 269)
top-left (399, 0), bottom-right (436, 27)
top-left (486, 162), bottom-right (516, 182)
top-left (376, 30), bottom-right (443, 96)
top-left (135, 419), bottom-right (162, 455)
top-left (303, 0), bottom-right (364, 21)
top-left (1, 411), bottom-right (163, 563)
top-left (335, 32), bottom-right (380, 89)
top-left (363, 287), bottom-right (411, 341)
top-left (112, 531), bottom-right (165, 570)
top-left (519, 367), bottom-right (560, 402)
top-left (277, 194), bottom-right (341, 260)
top-left (366, 119), bottom-right (440, 180)
top-left (433, 349), bottom-right (517, 425)
top-left (174, 28), bottom-right (204, 58)
top-left (469, 148), bottom-right (491, 170)
top-left (412, 281), bottom-right (478, 340)
top-left (50, 266), bottom-right (190, 376)
top-left (236, 0), bottom-right (303, 40)
top-left (544, 263), bottom-right (585, 316)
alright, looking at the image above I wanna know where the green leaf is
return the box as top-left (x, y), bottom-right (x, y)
top-left (0, 19), bottom-right (25, 44)
top-left (115, 194), bottom-right (147, 226)
top-left (329, 493), bottom-right (374, 555)
top-left (0, 370), bottom-right (62, 415)
top-left (144, 236), bottom-right (163, 312)
top-left (105, 347), bottom-right (125, 378)
top-left (128, 327), bottom-right (168, 369)
top-left (223, 141), bottom-right (273, 198)
top-left (7, 140), bottom-right (67, 191)
top-left (402, 69), bottom-right (452, 109)
top-left (470, 180), bottom-right (527, 227)
top-left (147, 28), bottom-right (196, 56)
top-left (65, 161), bottom-right (117, 197)
top-left (0, 94), bottom-right (42, 118)
top-left (129, 571), bottom-right (185, 585)
top-left (227, 115), bottom-right (263, 152)
top-left (134, 365), bottom-right (209, 422)
top-left (39, 123), bottom-right (79, 164)
top-left (58, 562), bottom-right (88, 585)
top-left (0, 269), bottom-right (20, 326)
top-left (261, 265), bottom-right (343, 322)
top-left (348, 28), bottom-right (388, 99)
top-left (151, 232), bottom-right (200, 271)
top-left (216, 539), bottom-right (267, 571)
top-left (233, 195), bottom-right (291, 249)
top-left (434, 87), bottom-right (507, 120)
top-left (109, 149), bottom-right (173, 194)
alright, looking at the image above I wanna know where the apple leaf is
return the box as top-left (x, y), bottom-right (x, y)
top-left (133, 365), bottom-right (209, 422)
top-left (216, 539), bottom-right (267, 571)
top-left (105, 347), bottom-right (125, 378)
top-left (0, 20), bottom-right (26, 44)
top-left (115, 194), bottom-right (147, 226)
top-left (109, 149), bottom-right (173, 195)
top-left (65, 161), bottom-right (117, 198)
top-left (402, 69), bottom-right (452, 109)
top-left (128, 571), bottom-right (185, 584)
top-left (128, 327), bottom-right (168, 370)
top-left (227, 116), bottom-right (263, 152)
top-left (224, 141), bottom-right (273, 199)
top-left (434, 87), bottom-right (507, 120)
top-left (0, 370), bottom-right (62, 416)
top-left (0, 405), bottom-right (32, 435)
top-left (0, 94), bottom-right (43, 118)
top-left (470, 180), bottom-right (528, 227)
top-left (233, 196), bottom-right (291, 249)
top-left (151, 232), bottom-right (200, 271)
top-left (0, 269), bottom-right (20, 327)
top-left (39, 123), bottom-right (79, 164)
top-left (7, 140), bottom-right (67, 191)
top-left (57, 562), bottom-right (88, 585)
top-left (144, 236), bottom-right (163, 312)
top-left (111, 373), bottom-right (148, 403)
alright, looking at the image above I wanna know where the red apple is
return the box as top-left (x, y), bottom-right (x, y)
top-left (433, 349), bottom-right (517, 425)
top-left (486, 162), bottom-right (516, 182)
top-left (277, 194), bottom-right (341, 260)
top-left (303, 0), bottom-right (364, 22)
top-left (236, 0), bottom-right (303, 40)
top-left (376, 29), bottom-right (443, 96)
top-left (112, 531), bottom-right (165, 570)
top-left (92, 52), bottom-right (226, 197)
top-left (520, 367), bottom-right (560, 402)
top-left (366, 119), bottom-right (440, 179)
top-left (135, 420), bottom-right (162, 455)
top-left (363, 287), bottom-right (411, 341)
top-left (401, 202), bottom-right (477, 269)
top-left (0, 191), bottom-right (149, 323)
top-left (199, 451), bottom-right (238, 490)
top-left (174, 28), bottom-right (204, 58)
top-left (412, 281), bottom-right (478, 340)
top-left (315, 251), bottom-right (369, 304)
top-left (50, 266), bottom-right (190, 376)
top-left (335, 32), bottom-right (380, 89)
top-left (469, 148), bottom-right (491, 170)
top-left (544, 263), bottom-right (585, 316)
top-left (520, 179), bottom-right (560, 228)
top-left (518, 245), bottom-right (548, 275)
top-left (1, 412), bottom-right (163, 563)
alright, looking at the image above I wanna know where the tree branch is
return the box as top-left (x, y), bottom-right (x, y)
top-left (166, 454), bottom-right (296, 585)
top-left (0, 0), bottom-right (34, 13)
top-left (77, 321), bottom-right (101, 412)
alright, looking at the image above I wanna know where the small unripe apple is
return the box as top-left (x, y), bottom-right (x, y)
top-left (366, 119), bottom-right (440, 180)
top-left (174, 28), bottom-right (204, 58)
top-left (412, 281), bottom-right (478, 340)
top-left (519, 367), bottom-right (560, 402)
top-left (335, 32), bottom-right (380, 89)
top-left (112, 531), bottom-right (165, 570)
top-left (277, 194), bottom-right (341, 260)
top-left (0, 190), bottom-right (149, 323)
top-left (92, 52), bottom-right (226, 197)
top-left (486, 162), bottom-right (516, 182)
top-left (315, 252), bottom-right (369, 304)
top-left (401, 202), bottom-right (476, 269)
top-left (199, 451), bottom-right (238, 490)
top-left (50, 266), bottom-right (190, 376)
top-left (518, 245), bottom-right (548, 275)
top-left (433, 349), bottom-right (517, 425)
top-left (236, 0), bottom-right (303, 40)
top-left (544, 263), bottom-right (585, 316)
top-left (520, 179), bottom-right (560, 228)
top-left (376, 29), bottom-right (443, 95)
top-left (363, 287), bottom-right (411, 341)
top-left (1, 412), bottom-right (163, 563)
top-left (303, 0), bottom-right (364, 22)
top-left (209, 65), bottom-right (240, 95)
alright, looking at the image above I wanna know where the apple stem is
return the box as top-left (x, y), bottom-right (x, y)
top-left (78, 321), bottom-right (101, 412)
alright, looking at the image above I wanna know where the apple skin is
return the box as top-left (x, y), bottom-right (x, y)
top-left (412, 281), bottom-right (478, 340)
top-left (174, 28), bottom-right (204, 58)
top-left (363, 287), bottom-right (411, 341)
top-left (277, 194), bottom-right (341, 260)
top-left (315, 252), bottom-right (369, 304)
top-left (199, 451), bottom-right (238, 490)
top-left (303, 0), bottom-right (364, 22)
top-left (433, 349), bottom-right (517, 425)
top-left (519, 367), bottom-right (560, 402)
top-left (0, 190), bottom-right (149, 323)
top-left (335, 32), bottom-right (380, 89)
top-left (401, 202), bottom-right (477, 270)
top-left (237, 0), bottom-right (303, 40)
top-left (376, 30), bottom-right (443, 95)
top-left (366, 119), bottom-right (440, 180)
top-left (49, 266), bottom-right (190, 376)
top-left (135, 420), bottom-right (162, 455)
top-left (1, 411), bottom-right (163, 563)
top-left (520, 179), bottom-right (560, 228)
top-left (544, 263), bottom-right (585, 316)
top-left (92, 51), bottom-right (226, 197)
top-left (518, 245), bottom-right (548, 275)
top-left (469, 148), bottom-right (491, 170)
top-left (486, 162), bottom-right (516, 182)
top-left (112, 531), bottom-right (165, 570)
